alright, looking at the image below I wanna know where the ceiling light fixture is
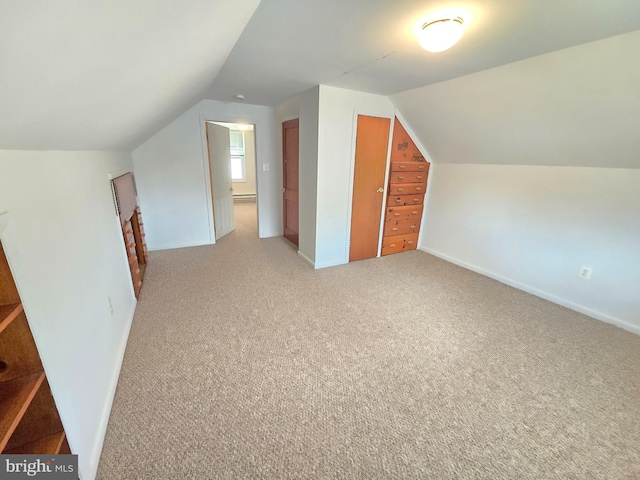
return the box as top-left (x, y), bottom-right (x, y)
top-left (418, 16), bottom-right (465, 53)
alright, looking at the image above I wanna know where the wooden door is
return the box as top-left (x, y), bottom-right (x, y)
top-left (282, 119), bottom-right (299, 245)
top-left (349, 115), bottom-right (391, 262)
top-left (207, 123), bottom-right (235, 240)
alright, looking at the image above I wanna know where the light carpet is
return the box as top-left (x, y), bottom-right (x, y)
top-left (97, 201), bottom-right (640, 479)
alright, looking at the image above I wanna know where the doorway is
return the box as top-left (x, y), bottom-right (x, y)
top-left (205, 121), bottom-right (258, 240)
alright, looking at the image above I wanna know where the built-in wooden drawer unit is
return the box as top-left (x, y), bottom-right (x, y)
top-left (380, 118), bottom-right (429, 258)
top-left (388, 183), bottom-right (426, 196)
top-left (388, 194), bottom-right (424, 206)
top-left (389, 171), bottom-right (428, 184)
top-left (383, 218), bottom-right (419, 236)
top-left (391, 161), bottom-right (430, 173)
top-left (385, 205), bottom-right (423, 223)
top-left (381, 233), bottom-right (419, 256)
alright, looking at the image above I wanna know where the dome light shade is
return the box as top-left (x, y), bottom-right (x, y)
top-left (419, 17), bottom-right (465, 53)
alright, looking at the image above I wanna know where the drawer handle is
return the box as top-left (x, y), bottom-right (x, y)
top-left (134, 268), bottom-right (140, 275)
top-left (417, 175), bottom-right (423, 180)
top-left (418, 165), bottom-right (425, 169)
top-left (398, 176), bottom-right (404, 179)
top-left (398, 188), bottom-right (404, 191)
top-left (399, 165), bottom-right (406, 169)
top-left (416, 187), bottom-right (423, 192)
top-left (407, 241), bottom-right (415, 244)
top-left (394, 213), bottom-right (400, 216)
top-left (389, 244), bottom-right (396, 247)
top-left (392, 228), bottom-right (398, 231)
top-left (412, 211), bottom-right (418, 214)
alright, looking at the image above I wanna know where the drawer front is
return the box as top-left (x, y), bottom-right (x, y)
top-left (126, 237), bottom-right (137, 257)
top-left (384, 218), bottom-right (420, 236)
top-left (381, 233), bottom-right (419, 256)
top-left (385, 205), bottom-right (423, 223)
top-left (130, 258), bottom-right (141, 280)
top-left (388, 194), bottom-right (425, 206)
top-left (389, 171), bottom-right (428, 184)
top-left (123, 220), bottom-right (134, 237)
top-left (388, 183), bottom-right (426, 195)
top-left (391, 162), bottom-right (430, 173)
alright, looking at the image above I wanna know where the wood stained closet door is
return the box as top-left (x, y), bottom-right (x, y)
top-left (349, 115), bottom-right (391, 262)
top-left (283, 119), bottom-right (300, 245)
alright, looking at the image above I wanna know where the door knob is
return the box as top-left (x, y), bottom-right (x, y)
top-left (377, 187), bottom-right (384, 193)
top-left (282, 187), bottom-right (286, 193)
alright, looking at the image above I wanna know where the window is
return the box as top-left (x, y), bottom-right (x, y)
top-left (230, 131), bottom-right (246, 181)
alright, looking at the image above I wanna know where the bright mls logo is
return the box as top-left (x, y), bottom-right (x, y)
top-left (0, 455), bottom-right (77, 479)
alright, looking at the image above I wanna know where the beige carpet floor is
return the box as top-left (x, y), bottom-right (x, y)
top-left (97, 201), bottom-right (640, 480)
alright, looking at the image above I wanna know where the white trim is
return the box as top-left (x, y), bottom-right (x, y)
top-left (148, 239), bottom-right (213, 252)
top-left (107, 168), bottom-right (132, 180)
top-left (314, 258), bottom-right (347, 269)
top-left (297, 250), bottom-right (315, 268)
top-left (419, 246), bottom-right (640, 336)
top-left (377, 117), bottom-right (394, 258)
top-left (199, 117), bottom-right (217, 243)
top-left (86, 300), bottom-right (137, 479)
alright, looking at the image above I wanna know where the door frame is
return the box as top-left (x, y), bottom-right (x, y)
top-left (199, 115), bottom-right (259, 243)
top-left (344, 109), bottom-right (395, 262)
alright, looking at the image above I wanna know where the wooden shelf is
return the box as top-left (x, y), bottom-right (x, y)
top-left (0, 372), bottom-right (45, 451)
top-left (4, 431), bottom-right (65, 455)
top-left (0, 303), bottom-right (22, 334)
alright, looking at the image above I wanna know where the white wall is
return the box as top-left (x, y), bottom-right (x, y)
top-left (421, 164), bottom-right (640, 334)
top-left (0, 150), bottom-right (137, 480)
top-left (132, 100), bottom-right (281, 251)
top-left (298, 88), bottom-right (319, 265)
top-left (392, 30), bottom-right (640, 170)
top-left (315, 85), bottom-right (395, 268)
top-left (232, 129), bottom-right (257, 196)
top-left (277, 95), bottom-right (300, 124)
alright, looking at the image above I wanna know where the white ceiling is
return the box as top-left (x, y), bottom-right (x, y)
top-left (0, 0), bottom-right (260, 150)
top-left (4, 0), bottom-right (640, 152)
top-left (206, 0), bottom-right (640, 106)
top-left (392, 30), bottom-right (640, 169)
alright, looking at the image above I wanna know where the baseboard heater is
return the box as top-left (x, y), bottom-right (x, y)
top-left (233, 194), bottom-right (256, 203)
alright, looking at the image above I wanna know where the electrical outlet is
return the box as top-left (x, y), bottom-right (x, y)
top-left (108, 297), bottom-right (114, 316)
top-left (262, 163), bottom-right (270, 172)
top-left (579, 266), bottom-right (593, 280)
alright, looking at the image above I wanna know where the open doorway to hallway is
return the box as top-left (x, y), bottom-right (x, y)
top-left (205, 121), bottom-right (258, 240)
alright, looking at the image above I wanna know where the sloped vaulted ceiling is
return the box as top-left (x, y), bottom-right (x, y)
top-left (392, 30), bottom-right (640, 169)
top-left (0, 0), bottom-right (260, 151)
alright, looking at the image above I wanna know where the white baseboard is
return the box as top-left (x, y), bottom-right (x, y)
top-left (233, 195), bottom-right (256, 203)
top-left (419, 246), bottom-right (640, 336)
top-left (148, 239), bottom-right (213, 252)
top-left (84, 301), bottom-right (137, 480)
top-left (297, 251), bottom-right (315, 268)
top-left (314, 258), bottom-right (348, 269)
